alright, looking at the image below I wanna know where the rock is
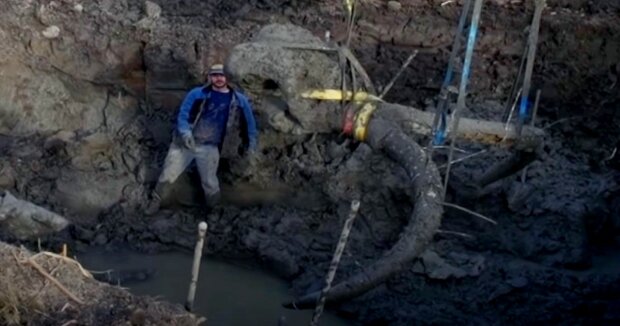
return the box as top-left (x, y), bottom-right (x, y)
top-left (144, 1), bottom-right (161, 19)
top-left (0, 191), bottom-right (69, 239)
top-left (73, 4), bottom-right (84, 13)
top-left (94, 233), bottom-right (108, 245)
top-left (42, 25), bottom-right (61, 39)
top-left (387, 1), bottom-right (402, 11)
top-left (71, 225), bottom-right (95, 242)
top-left (412, 250), bottom-right (485, 280)
top-left (0, 166), bottom-right (16, 190)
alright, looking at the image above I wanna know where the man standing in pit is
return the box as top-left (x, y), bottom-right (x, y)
top-left (146, 64), bottom-right (258, 214)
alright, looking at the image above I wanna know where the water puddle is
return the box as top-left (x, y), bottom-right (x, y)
top-left (77, 249), bottom-right (352, 326)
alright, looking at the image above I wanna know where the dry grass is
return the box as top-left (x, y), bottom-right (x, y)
top-left (0, 242), bottom-right (201, 325)
top-left (0, 246), bottom-right (46, 325)
top-left (0, 281), bottom-right (22, 325)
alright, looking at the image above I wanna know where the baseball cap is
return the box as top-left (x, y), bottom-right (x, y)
top-left (208, 64), bottom-right (225, 75)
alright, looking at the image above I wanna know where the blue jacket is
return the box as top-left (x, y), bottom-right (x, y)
top-left (176, 85), bottom-right (257, 150)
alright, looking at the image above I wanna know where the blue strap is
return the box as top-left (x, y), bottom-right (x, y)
top-left (518, 95), bottom-right (530, 125)
top-left (433, 112), bottom-right (448, 145)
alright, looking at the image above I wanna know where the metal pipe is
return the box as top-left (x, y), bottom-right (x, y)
top-left (443, 0), bottom-right (485, 198)
top-left (516, 0), bottom-right (545, 135)
top-left (430, 0), bottom-right (473, 147)
top-left (309, 200), bottom-right (361, 326)
top-left (502, 45), bottom-right (528, 122)
top-left (519, 89), bottom-right (542, 183)
top-left (185, 221), bottom-right (208, 312)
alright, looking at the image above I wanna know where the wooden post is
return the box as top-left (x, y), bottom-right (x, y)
top-left (310, 200), bottom-right (361, 326)
top-left (185, 221), bottom-right (208, 312)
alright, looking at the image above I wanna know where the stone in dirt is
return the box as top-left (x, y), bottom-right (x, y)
top-left (42, 25), bottom-right (60, 39)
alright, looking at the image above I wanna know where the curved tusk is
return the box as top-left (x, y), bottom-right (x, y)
top-left (284, 118), bottom-right (443, 308)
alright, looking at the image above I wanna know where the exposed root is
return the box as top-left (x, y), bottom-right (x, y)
top-left (441, 202), bottom-right (498, 225)
top-left (15, 253), bottom-right (85, 305)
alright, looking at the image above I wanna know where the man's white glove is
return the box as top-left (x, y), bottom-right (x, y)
top-left (182, 133), bottom-right (195, 150)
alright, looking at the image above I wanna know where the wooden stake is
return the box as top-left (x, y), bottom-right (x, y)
top-left (310, 200), bottom-right (361, 326)
top-left (185, 221), bottom-right (208, 312)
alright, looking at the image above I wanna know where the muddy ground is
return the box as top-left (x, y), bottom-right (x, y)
top-left (1, 0), bottom-right (619, 324)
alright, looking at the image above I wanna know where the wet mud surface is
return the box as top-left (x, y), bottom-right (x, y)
top-left (1, 0), bottom-right (619, 324)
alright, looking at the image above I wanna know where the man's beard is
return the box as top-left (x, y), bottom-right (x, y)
top-left (213, 81), bottom-right (227, 88)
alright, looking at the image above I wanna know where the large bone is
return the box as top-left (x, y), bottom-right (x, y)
top-left (374, 103), bottom-right (544, 150)
top-left (284, 118), bottom-right (443, 308)
top-left (226, 23), bottom-right (542, 308)
top-left (0, 191), bottom-right (70, 239)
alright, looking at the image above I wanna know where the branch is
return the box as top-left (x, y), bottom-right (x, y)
top-left (22, 258), bottom-right (85, 305)
top-left (436, 229), bottom-right (475, 239)
top-left (441, 202), bottom-right (497, 225)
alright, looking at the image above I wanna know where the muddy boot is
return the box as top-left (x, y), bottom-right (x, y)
top-left (144, 182), bottom-right (171, 216)
top-left (144, 195), bottom-right (161, 216)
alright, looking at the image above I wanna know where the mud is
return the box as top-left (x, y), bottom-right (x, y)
top-left (1, 0), bottom-right (619, 324)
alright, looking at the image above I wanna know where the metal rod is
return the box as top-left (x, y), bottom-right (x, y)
top-left (502, 87), bottom-right (522, 142)
top-left (516, 0), bottom-right (545, 136)
top-left (185, 221), bottom-right (208, 312)
top-left (310, 200), bottom-right (361, 326)
top-left (339, 49), bottom-right (349, 113)
top-left (519, 89), bottom-right (541, 183)
top-left (437, 229), bottom-right (475, 239)
top-left (502, 45), bottom-right (528, 122)
top-left (530, 89), bottom-right (542, 128)
top-left (442, 0), bottom-right (485, 198)
top-left (379, 50), bottom-right (419, 99)
top-left (429, 0), bottom-right (473, 148)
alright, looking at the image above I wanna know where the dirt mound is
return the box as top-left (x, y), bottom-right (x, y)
top-left (0, 242), bottom-right (200, 325)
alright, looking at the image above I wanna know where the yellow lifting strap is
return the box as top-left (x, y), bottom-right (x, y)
top-left (300, 89), bottom-right (381, 102)
top-left (353, 102), bottom-right (377, 142)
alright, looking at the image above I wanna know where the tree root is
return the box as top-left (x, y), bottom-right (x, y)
top-left (13, 251), bottom-right (85, 305)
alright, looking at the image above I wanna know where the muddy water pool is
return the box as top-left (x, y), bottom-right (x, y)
top-left (77, 249), bottom-right (352, 326)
